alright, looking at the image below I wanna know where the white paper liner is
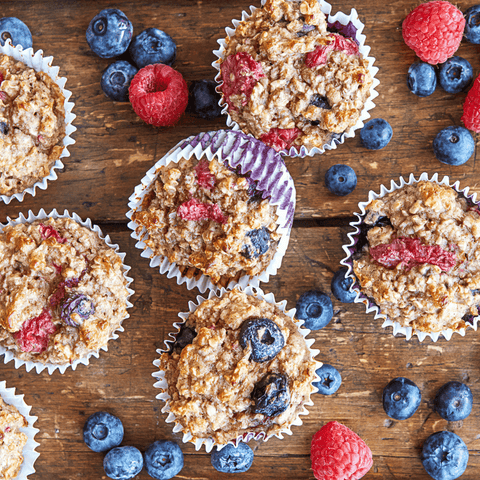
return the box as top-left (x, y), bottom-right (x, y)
top-left (126, 130), bottom-right (296, 293)
top-left (341, 172), bottom-right (480, 342)
top-left (152, 285), bottom-right (321, 452)
top-left (0, 381), bottom-right (40, 479)
top-left (212, 0), bottom-right (380, 158)
top-left (0, 208), bottom-right (134, 374)
top-left (0, 39), bottom-right (76, 204)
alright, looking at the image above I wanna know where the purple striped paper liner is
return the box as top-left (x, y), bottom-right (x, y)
top-left (341, 172), bottom-right (480, 342)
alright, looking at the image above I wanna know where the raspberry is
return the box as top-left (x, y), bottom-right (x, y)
top-left (402, 1), bottom-right (465, 65)
top-left (260, 127), bottom-right (301, 152)
top-left (311, 421), bottom-right (373, 480)
top-left (462, 74), bottom-right (480, 132)
top-left (13, 309), bottom-right (56, 353)
top-left (306, 34), bottom-right (358, 68)
top-left (194, 159), bottom-right (215, 191)
top-left (177, 198), bottom-right (228, 224)
top-left (129, 63), bottom-right (188, 127)
top-left (39, 223), bottom-right (67, 243)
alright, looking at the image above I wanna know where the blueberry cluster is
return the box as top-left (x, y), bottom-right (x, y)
top-left (83, 412), bottom-right (184, 479)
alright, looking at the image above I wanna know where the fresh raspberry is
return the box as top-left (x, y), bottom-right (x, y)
top-left (402, 1), bottom-right (465, 65)
top-left (220, 52), bottom-right (264, 110)
top-left (194, 159), bottom-right (215, 190)
top-left (177, 198), bottom-right (228, 224)
top-left (129, 63), bottom-right (188, 127)
top-left (260, 127), bottom-right (301, 152)
top-left (13, 309), bottom-right (56, 353)
top-left (39, 223), bottom-right (67, 243)
top-left (311, 421), bottom-right (373, 480)
top-left (462, 74), bottom-right (480, 132)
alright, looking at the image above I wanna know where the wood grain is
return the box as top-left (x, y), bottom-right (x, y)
top-left (1, 0), bottom-right (480, 479)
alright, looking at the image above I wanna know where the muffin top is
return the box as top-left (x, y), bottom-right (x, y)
top-left (0, 53), bottom-right (65, 196)
top-left (0, 396), bottom-right (28, 480)
top-left (0, 217), bottom-right (129, 364)
top-left (353, 181), bottom-right (480, 333)
top-left (158, 288), bottom-right (317, 445)
top-left (133, 155), bottom-right (281, 286)
top-left (218, 0), bottom-right (373, 152)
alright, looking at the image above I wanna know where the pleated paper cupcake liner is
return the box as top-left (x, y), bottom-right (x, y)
top-left (0, 39), bottom-right (76, 204)
top-left (341, 172), bottom-right (480, 342)
top-left (0, 380), bottom-right (40, 479)
top-left (126, 130), bottom-right (295, 293)
top-left (0, 208), bottom-right (134, 374)
top-left (212, 0), bottom-right (379, 158)
top-left (152, 285), bottom-right (321, 452)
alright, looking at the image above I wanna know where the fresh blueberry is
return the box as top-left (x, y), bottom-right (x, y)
top-left (83, 411), bottom-right (124, 452)
top-left (211, 443), bottom-right (254, 473)
top-left (252, 373), bottom-right (290, 417)
top-left (103, 446), bottom-right (143, 480)
top-left (421, 431), bottom-right (469, 480)
top-left (360, 118), bottom-right (393, 150)
top-left (407, 61), bottom-right (437, 97)
top-left (434, 381), bottom-right (473, 422)
top-left (129, 28), bottom-right (176, 69)
top-left (438, 57), bottom-right (473, 94)
top-left (324, 164), bottom-right (357, 196)
top-left (313, 364), bottom-right (342, 395)
top-left (383, 377), bottom-right (421, 420)
top-left (465, 5), bottom-right (480, 44)
top-left (241, 227), bottom-right (271, 259)
top-left (433, 126), bottom-right (474, 166)
top-left (86, 8), bottom-right (133, 58)
top-left (187, 80), bottom-right (223, 119)
top-left (239, 317), bottom-right (284, 363)
top-left (144, 440), bottom-right (184, 480)
top-left (295, 290), bottom-right (333, 330)
top-left (331, 267), bottom-right (356, 303)
top-left (101, 61), bottom-right (138, 102)
top-left (169, 323), bottom-right (197, 354)
top-left (0, 17), bottom-right (32, 49)
top-left (310, 94), bottom-right (331, 110)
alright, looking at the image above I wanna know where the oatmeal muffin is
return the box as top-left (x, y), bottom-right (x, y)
top-left (0, 216), bottom-right (130, 365)
top-left (0, 396), bottom-right (28, 480)
top-left (0, 53), bottom-right (66, 196)
top-left (215, 0), bottom-right (374, 153)
top-left (157, 288), bottom-right (318, 445)
top-left (352, 180), bottom-right (480, 334)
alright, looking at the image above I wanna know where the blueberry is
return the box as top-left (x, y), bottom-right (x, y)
top-left (407, 61), bottom-right (437, 97)
top-left (295, 290), bottom-right (333, 330)
top-left (465, 5), bottom-right (480, 44)
top-left (382, 377), bottom-right (421, 420)
top-left (421, 431), bottom-right (468, 480)
top-left (129, 28), bottom-right (176, 69)
top-left (0, 122), bottom-right (9, 135)
top-left (169, 323), bottom-right (197, 354)
top-left (211, 443), bottom-right (254, 473)
top-left (86, 9), bottom-right (133, 58)
top-left (313, 364), bottom-right (342, 395)
top-left (241, 227), bottom-right (271, 259)
top-left (187, 80), bottom-right (223, 120)
top-left (0, 17), bottom-right (32, 49)
top-left (433, 126), bottom-right (474, 166)
top-left (144, 440), bottom-right (184, 480)
top-left (83, 411), bottom-right (124, 453)
top-left (324, 164), bottom-right (357, 196)
top-left (438, 57), bottom-right (473, 94)
top-left (103, 446), bottom-right (143, 480)
top-left (239, 317), bottom-right (284, 363)
top-left (310, 94), bottom-right (331, 110)
top-left (252, 373), bottom-right (290, 417)
top-left (360, 118), bottom-right (393, 150)
top-left (434, 381), bottom-right (473, 422)
top-left (101, 61), bottom-right (138, 102)
top-left (331, 267), bottom-right (356, 303)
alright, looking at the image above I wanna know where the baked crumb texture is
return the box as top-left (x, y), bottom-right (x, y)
top-left (0, 217), bottom-right (129, 365)
top-left (0, 54), bottom-right (66, 196)
top-left (217, 0), bottom-right (373, 152)
top-left (0, 396), bottom-right (27, 480)
top-left (158, 288), bottom-right (318, 446)
top-left (352, 180), bottom-right (480, 334)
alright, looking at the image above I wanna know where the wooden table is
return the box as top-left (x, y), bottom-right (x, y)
top-left (1, 0), bottom-right (479, 478)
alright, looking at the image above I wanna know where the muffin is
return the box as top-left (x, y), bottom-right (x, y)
top-left (0, 212), bottom-right (132, 369)
top-left (214, 0), bottom-right (377, 155)
top-left (347, 177), bottom-right (480, 338)
top-left (127, 130), bottom-right (295, 293)
top-left (154, 287), bottom-right (318, 449)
